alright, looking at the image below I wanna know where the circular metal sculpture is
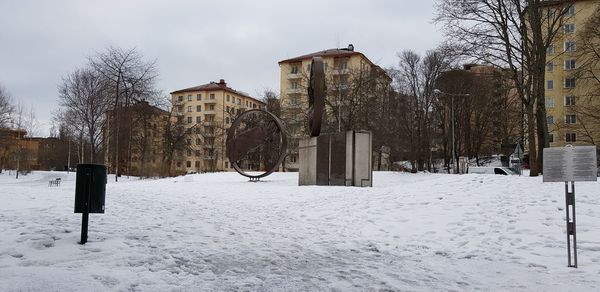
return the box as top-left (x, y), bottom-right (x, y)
top-left (307, 57), bottom-right (326, 137)
top-left (226, 109), bottom-right (288, 180)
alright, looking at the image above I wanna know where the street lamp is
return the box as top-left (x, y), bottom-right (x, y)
top-left (433, 89), bottom-right (470, 174)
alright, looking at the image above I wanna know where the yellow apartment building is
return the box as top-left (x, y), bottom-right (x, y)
top-left (278, 44), bottom-right (391, 170)
top-left (545, 0), bottom-right (600, 146)
top-left (170, 79), bottom-right (265, 173)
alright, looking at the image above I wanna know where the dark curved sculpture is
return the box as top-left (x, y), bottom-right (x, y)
top-left (226, 109), bottom-right (288, 179)
top-left (307, 57), bottom-right (326, 137)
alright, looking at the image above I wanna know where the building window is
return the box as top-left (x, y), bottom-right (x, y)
top-left (227, 95), bottom-right (230, 102)
top-left (209, 104), bottom-right (215, 111)
top-left (565, 59), bottom-right (576, 70)
top-left (565, 78), bottom-right (576, 88)
top-left (178, 96), bottom-right (183, 102)
top-left (564, 23), bottom-right (575, 34)
top-left (195, 150), bottom-right (201, 156)
top-left (177, 105), bottom-right (183, 112)
top-left (546, 62), bottom-right (554, 72)
top-left (196, 138), bottom-right (201, 145)
top-left (188, 95), bottom-right (192, 101)
top-left (196, 116), bottom-right (202, 123)
top-left (237, 98), bottom-right (241, 105)
top-left (187, 149), bottom-right (192, 156)
top-left (186, 161), bottom-right (191, 168)
top-left (566, 133), bottom-right (576, 142)
top-left (196, 94), bottom-right (201, 101)
top-left (546, 46), bottom-right (555, 54)
top-left (226, 117), bottom-right (230, 124)
top-left (176, 161), bottom-right (182, 168)
top-left (340, 60), bottom-right (348, 70)
top-left (225, 161), bottom-right (229, 168)
top-left (547, 80), bottom-right (554, 90)
top-left (210, 93), bottom-right (215, 100)
top-left (187, 116), bottom-right (192, 124)
top-left (565, 41), bottom-right (576, 52)
top-left (187, 106), bottom-right (192, 112)
top-left (195, 161), bottom-right (200, 168)
top-left (565, 114), bottom-right (576, 124)
top-left (291, 81), bottom-right (298, 89)
top-left (291, 65), bottom-right (299, 74)
top-left (196, 105), bottom-right (201, 112)
top-left (565, 96), bottom-right (576, 106)
top-left (548, 134), bottom-right (554, 143)
top-left (547, 115), bottom-right (554, 124)
top-left (565, 4), bottom-right (575, 16)
top-left (546, 98), bottom-right (554, 108)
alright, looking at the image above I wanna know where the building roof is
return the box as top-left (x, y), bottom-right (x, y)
top-left (278, 46), bottom-right (364, 64)
top-left (278, 44), bottom-right (390, 80)
top-left (170, 79), bottom-right (265, 105)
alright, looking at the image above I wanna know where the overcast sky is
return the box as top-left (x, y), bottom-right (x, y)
top-left (0, 0), bottom-right (442, 136)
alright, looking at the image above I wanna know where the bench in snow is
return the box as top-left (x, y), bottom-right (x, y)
top-left (48, 178), bottom-right (61, 187)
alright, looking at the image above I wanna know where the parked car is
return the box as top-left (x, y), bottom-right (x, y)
top-left (467, 167), bottom-right (517, 175)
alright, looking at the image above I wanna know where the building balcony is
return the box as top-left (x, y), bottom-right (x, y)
top-left (203, 121), bottom-right (216, 126)
top-left (332, 68), bottom-right (349, 75)
top-left (287, 72), bottom-right (302, 79)
top-left (287, 88), bottom-right (303, 94)
top-left (285, 101), bottom-right (304, 109)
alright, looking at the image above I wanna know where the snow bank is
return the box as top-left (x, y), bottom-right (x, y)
top-left (0, 171), bottom-right (599, 291)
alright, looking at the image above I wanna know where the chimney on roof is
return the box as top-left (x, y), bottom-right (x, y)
top-left (347, 44), bottom-right (354, 51)
top-left (219, 79), bottom-right (226, 86)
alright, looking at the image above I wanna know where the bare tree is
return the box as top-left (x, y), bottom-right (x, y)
top-left (0, 85), bottom-right (14, 128)
top-left (394, 48), bottom-right (454, 171)
top-left (58, 68), bottom-right (110, 163)
top-left (162, 101), bottom-right (191, 177)
top-left (435, 0), bottom-right (573, 175)
top-left (89, 47), bottom-right (157, 180)
top-left (0, 85), bottom-right (15, 173)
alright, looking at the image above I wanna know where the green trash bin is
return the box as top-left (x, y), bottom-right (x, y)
top-left (74, 164), bottom-right (106, 214)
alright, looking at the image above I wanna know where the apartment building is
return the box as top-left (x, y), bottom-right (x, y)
top-left (104, 100), bottom-right (173, 177)
top-left (544, 0), bottom-right (600, 146)
top-left (170, 79), bottom-right (265, 173)
top-left (278, 44), bottom-right (391, 170)
top-left (0, 128), bottom-right (63, 171)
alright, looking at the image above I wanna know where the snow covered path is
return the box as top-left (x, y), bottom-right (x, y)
top-left (0, 171), bottom-right (599, 291)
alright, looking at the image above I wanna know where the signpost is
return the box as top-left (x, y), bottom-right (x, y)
top-left (543, 145), bottom-right (597, 268)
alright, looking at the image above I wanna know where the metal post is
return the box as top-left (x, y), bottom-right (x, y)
top-left (451, 95), bottom-right (456, 174)
top-left (565, 181), bottom-right (577, 268)
top-left (79, 171), bottom-right (92, 244)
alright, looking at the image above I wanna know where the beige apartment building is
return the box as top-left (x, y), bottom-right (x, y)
top-left (545, 0), bottom-right (600, 146)
top-left (278, 44), bottom-right (391, 170)
top-left (170, 79), bottom-right (265, 173)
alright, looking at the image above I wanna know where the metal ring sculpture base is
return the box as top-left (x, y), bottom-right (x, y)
top-left (226, 109), bottom-right (288, 180)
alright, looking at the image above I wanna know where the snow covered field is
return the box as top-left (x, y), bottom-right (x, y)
top-left (0, 171), bottom-right (599, 291)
